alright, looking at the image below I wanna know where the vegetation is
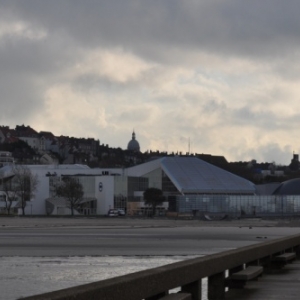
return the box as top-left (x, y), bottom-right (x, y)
top-left (55, 177), bottom-right (84, 216)
top-left (1, 178), bottom-right (17, 215)
top-left (12, 165), bottom-right (39, 215)
top-left (143, 187), bottom-right (164, 216)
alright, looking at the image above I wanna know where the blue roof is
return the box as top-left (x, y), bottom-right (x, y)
top-left (160, 157), bottom-right (255, 194)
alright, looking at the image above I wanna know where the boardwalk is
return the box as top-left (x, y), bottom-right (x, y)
top-left (226, 261), bottom-right (300, 299)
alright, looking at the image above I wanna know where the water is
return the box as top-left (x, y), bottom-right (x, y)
top-left (1, 256), bottom-right (206, 300)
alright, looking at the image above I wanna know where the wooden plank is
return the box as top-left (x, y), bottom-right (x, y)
top-left (271, 253), bottom-right (296, 262)
top-left (226, 261), bottom-right (300, 299)
top-left (231, 266), bottom-right (263, 281)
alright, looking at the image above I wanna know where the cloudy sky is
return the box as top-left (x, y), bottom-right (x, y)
top-left (1, 1), bottom-right (299, 165)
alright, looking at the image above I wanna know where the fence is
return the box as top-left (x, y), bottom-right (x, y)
top-left (22, 233), bottom-right (300, 300)
top-left (176, 195), bottom-right (300, 218)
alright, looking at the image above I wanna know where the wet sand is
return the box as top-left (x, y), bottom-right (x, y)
top-left (0, 217), bottom-right (299, 256)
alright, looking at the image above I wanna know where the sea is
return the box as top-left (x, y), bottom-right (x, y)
top-left (1, 255), bottom-right (207, 300)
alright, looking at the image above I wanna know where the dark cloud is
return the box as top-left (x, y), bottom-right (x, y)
top-left (0, 71), bottom-right (45, 123)
top-left (0, 1), bottom-right (299, 164)
top-left (2, 1), bottom-right (300, 62)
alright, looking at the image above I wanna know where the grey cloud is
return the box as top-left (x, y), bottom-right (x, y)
top-left (0, 13), bottom-right (82, 124)
top-left (0, 0), bottom-right (299, 165)
top-left (0, 72), bottom-right (45, 123)
top-left (232, 143), bottom-right (292, 165)
top-left (201, 99), bottom-right (227, 114)
top-left (231, 105), bottom-right (300, 132)
top-left (71, 75), bottom-right (115, 93)
top-left (2, 1), bottom-right (300, 63)
top-left (117, 109), bottom-right (150, 125)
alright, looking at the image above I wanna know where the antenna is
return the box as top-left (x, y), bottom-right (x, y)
top-left (188, 137), bottom-right (190, 155)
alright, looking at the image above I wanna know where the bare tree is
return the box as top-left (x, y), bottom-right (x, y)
top-left (2, 179), bottom-right (18, 215)
top-left (55, 176), bottom-right (84, 216)
top-left (13, 165), bottom-right (39, 215)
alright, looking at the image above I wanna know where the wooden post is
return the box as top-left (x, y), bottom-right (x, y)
top-left (182, 279), bottom-right (202, 300)
top-left (294, 245), bottom-right (300, 258)
top-left (208, 271), bottom-right (225, 300)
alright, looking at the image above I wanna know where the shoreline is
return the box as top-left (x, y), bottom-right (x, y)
top-left (0, 216), bottom-right (299, 228)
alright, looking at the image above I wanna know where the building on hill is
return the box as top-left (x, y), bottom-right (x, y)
top-left (289, 153), bottom-right (300, 171)
top-left (1, 125), bottom-right (101, 165)
top-left (0, 151), bottom-right (14, 167)
top-left (39, 131), bottom-right (58, 153)
top-left (195, 153), bottom-right (228, 165)
top-left (55, 136), bottom-right (100, 164)
top-left (127, 130), bottom-right (140, 152)
top-left (15, 125), bottom-right (41, 152)
top-left (125, 131), bottom-right (142, 166)
top-left (0, 126), bottom-right (18, 144)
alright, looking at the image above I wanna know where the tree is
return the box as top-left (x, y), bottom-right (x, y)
top-left (143, 187), bottom-right (164, 217)
top-left (13, 165), bottom-right (39, 216)
top-left (55, 177), bottom-right (84, 216)
top-left (1, 179), bottom-right (17, 215)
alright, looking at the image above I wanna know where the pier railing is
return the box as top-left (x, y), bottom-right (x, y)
top-left (22, 234), bottom-right (300, 300)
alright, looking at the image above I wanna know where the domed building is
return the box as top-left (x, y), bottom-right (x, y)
top-left (127, 131), bottom-right (140, 152)
top-left (273, 178), bottom-right (300, 195)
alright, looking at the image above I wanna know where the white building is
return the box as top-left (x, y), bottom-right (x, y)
top-left (29, 165), bottom-right (124, 215)
top-left (0, 164), bottom-right (124, 216)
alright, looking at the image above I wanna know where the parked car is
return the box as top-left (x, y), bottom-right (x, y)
top-left (117, 209), bottom-right (126, 216)
top-left (107, 209), bottom-right (119, 217)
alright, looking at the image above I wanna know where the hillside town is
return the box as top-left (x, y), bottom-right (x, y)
top-left (1, 124), bottom-right (299, 183)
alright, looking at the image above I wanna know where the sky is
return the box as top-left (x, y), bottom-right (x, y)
top-left (1, 1), bottom-right (300, 165)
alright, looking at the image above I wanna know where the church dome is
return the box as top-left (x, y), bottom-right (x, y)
top-left (127, 131), bottom-right (140, 152)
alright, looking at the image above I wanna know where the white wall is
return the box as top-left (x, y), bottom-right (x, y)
top-left (25, 167), bottom-right (51, 215)
top-left (96, 176), bottom-right (115, 215)
top-left (19, 137), bottom-right (40, 151)
top-left (1, 164), bottom-right (127, 215)
top-left (23, 165), bottom-right (121, 215)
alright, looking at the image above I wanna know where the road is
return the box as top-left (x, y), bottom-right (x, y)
top-left (1, 217), bottom-right (299, 256)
